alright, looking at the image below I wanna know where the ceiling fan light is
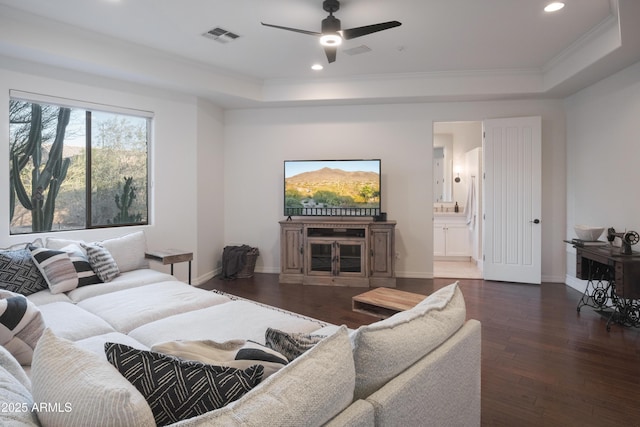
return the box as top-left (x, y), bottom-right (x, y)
top-left (320, 34), bottom-right (342, 46)
top-left (544, 2), bottom-right (565, 12)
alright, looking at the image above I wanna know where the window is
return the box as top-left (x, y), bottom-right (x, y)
top-left (9, 94), bottom-right (150, 235)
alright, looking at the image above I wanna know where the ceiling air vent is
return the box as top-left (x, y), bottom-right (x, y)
top-left (203, 27), bottom-right (240, 44)
top-left (343, 45), bottom-right (372, 56)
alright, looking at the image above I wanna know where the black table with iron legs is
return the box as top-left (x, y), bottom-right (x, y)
top-left (573, 245), bottom-right (640, 331)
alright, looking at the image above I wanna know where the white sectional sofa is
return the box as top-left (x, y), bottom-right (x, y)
top-left (0, 232), bottom-right (481, 426)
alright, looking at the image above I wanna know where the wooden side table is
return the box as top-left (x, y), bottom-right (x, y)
top-left (145, 249), bottom-right (193, 284)
top-left (352, 287), bottom-right (427, 319)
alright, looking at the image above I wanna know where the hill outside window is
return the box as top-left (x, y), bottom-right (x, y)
top-left (9, 92), bottom-right (150, 235)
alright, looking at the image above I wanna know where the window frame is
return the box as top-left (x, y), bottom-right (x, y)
top-left (9, 90), bottom-right (153, 235)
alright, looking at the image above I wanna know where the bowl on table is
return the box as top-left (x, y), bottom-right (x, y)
top-left (574, 225), bottom-right (605, 241)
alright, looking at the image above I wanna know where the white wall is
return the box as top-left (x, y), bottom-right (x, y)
top-left (0, 63), bottom-right (223, 284)
top-left (196, 99), bottom-right (225, 281)
top-left (224, 99), bottom-right (567, 281)
top-left (564, 60), bottom-right (640, 292)
top-left (0, 59), bottom-right (571, 284)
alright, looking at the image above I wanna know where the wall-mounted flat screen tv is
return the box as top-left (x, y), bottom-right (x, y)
top-left (284, 159), bottom-right (381, 217)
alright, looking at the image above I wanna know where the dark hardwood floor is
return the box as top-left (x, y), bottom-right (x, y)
top-left (200, 274), bottom-right (640, 427)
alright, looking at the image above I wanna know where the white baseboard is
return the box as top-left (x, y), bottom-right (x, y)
top-left (564, 275), bottom-right (587, 294)
top-left (192, 269), bottom-right (218, 286)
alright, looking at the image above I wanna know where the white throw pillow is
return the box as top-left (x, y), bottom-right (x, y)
top-left (45, 237), bottom-right (86, 251)
top-left (100, 231), bottom-right (149, 273)
top-left (173, 326), bottom-right (355, 426)
top-left (351, 282), bottom-right (466, 399)
top-left (0, 290), bottom-right (45, 365)
top-left (31, 329), bottom-right (155, 427)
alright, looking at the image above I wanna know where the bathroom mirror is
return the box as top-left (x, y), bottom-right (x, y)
top-left (433, 121), bottom-right (483, 206)
top-left (434, 134), bottom-right (453, 202)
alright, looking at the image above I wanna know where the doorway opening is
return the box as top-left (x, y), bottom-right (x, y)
top-left (433, 121), bottom-right (483, 280)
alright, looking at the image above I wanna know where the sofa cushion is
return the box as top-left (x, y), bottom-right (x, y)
top-left (100, 231), bottom-right (149, 273)
top-left (106, 343), bottom-right (264, 426)
top-left (129, 300), bottom-right (327, 348)
top-left (81, 243), bottom-right (120, 282)
top-left (31, 329), bottom-right (155, 427)
top-left (29, 245), bottom-right (79, 294)
top-left (0, 248), bottom-right (47, 296)
top-left (62, 244), bottom-right (102, 287)
top-left (75, 332), bottom-right (149, 361)
top-left (78, 281), bottom-right (231, 334)
top-left (46, 231), bottom-right (149, 274)
top-left (169, 326), bottom-right (355, 427)
top-left (66, 269), bottom-right (177, 303)
top-left (152, 339), bottom-right (288, 378)
top-left (265, 327), bottom-right (326, 361)
top-left (38, 301), bottom-right (115, 341)
top-left (351, 282), bottom-right (466, 400)
top-left (27, 287), bottom-right (74, 306)
top-left (0, 290), bottom-right (45, 365)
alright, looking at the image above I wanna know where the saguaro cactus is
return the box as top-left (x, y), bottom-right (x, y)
top-left (113, 176), bottom-right (141, 224)
top-left (10, 104), bottom-right (71, 232)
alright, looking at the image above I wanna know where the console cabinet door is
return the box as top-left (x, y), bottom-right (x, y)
top-left (280, 223), bottom-right (303, 275)
top-left (370, 224), bottom-right (395, 278)
top-left (336, 239), bottom-right (366, 277)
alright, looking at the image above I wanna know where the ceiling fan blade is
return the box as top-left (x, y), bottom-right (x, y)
top-left (324, 46), bottom-right (337, 63)
top-left (261, 22), bottom-right (321, 37)
top-left (341, 21), bottom-right (401, 40)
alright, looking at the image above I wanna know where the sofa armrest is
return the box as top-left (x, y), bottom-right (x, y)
top-left (323, 399), bottom-right (374, 427)
top-left (365, 319), bottom-right (481, 427)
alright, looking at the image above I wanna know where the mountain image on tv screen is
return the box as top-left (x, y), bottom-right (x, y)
top-left (284, 160), bottom-right (380, 216)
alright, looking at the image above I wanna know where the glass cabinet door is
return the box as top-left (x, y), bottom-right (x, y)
top-left (338, 243), bottom-right (362, 273)
top-left (309, 242), bottom-right (333, 274)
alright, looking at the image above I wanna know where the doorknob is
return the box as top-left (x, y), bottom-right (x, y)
top-left (530, 219), bottom-right (540, 224)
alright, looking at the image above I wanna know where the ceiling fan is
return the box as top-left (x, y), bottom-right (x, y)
top-left (261, 0), bottom-right (401, 64)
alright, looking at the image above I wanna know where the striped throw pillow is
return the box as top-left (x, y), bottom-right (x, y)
top-left (80, 244), bottom-right (119, 282)
top-left (29, 246), bottom-right (78, 294)
top-left (61, 244), bottom-right (102, 287)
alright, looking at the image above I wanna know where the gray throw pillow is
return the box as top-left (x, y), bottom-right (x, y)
top-left (80, 243), bottom-right (119, 282)
top-left (265, 328), bottom-right (326, 361)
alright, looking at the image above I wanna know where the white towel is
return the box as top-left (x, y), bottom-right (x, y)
top-left (465, 179), bottom-right (476, 230)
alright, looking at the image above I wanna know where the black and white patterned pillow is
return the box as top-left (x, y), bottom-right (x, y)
top-left (265, 328), bottom-right (326, 361)
top-left (80, 243), bottom-right (119, 282)
top-left (105, 343), bottom-right (264, 426)
top-left (29, 246), bottom-right (79, 294)
top-left (0, 248), bottom-right (47, 296)
top-left (61, 244), bottom-right (102, 287)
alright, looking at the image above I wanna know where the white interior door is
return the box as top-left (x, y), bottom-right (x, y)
top-left (483, 116), bottom-right (541, 284)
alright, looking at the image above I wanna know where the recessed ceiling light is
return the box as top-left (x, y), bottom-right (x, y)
top-left (544, 2), bottom-right (565, 12)
top-left (311, 64), bottom-right (324, 71)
